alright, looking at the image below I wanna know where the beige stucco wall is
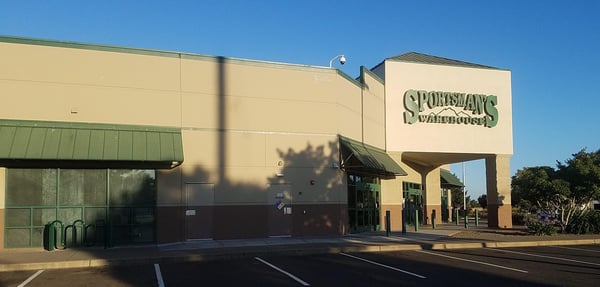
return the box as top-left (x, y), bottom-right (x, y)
top-left (383, 61), bottom-right (513, 155)
top-left (361, 69), bottom-right (386, 148)
top-left (0, 42), bottom-right (182, 127)
top-left (1, 40), bottom-right (360, 209)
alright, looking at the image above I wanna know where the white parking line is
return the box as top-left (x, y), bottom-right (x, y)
top-left (417, 250), bottom-right (528, 273)
top-left (340, 253), bottom-right (427, 279)
top-left (254, 257), bottom-right (310, 286)
top-left (17, 270), bottom-right (44, 287)
top-left (154, 263), bottom-right (165, 287)
top-left (495, 248), bottom-right (600, 266)
top-left (550, 245), bottom-right (600, 253)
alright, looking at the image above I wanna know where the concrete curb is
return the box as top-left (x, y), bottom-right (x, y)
top-left (1, 239), bottom-right (598, 272)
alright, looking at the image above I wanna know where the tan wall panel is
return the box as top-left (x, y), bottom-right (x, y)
top-left (265, 134), bottom-right (338, 168)
top-left (0, 79), bottom-right (181, 127)
top-left (224, 64), bottom-right (338, 102)
top-left (381, 177), bottom-right (403, 205)
top-left (424, 169), bottom-right (442, 206)
top-left (380, 204), bottom-right (403, 231)
top-left (180, 58), bottom-right (219, 95)
top-left (182, 130), bottom-right (219, 167)
top-left (1, 43), bottom-right (180, 91)
top-left (225, 96), bottom-right (338, 133)
top-left (337, 103), bottom-right (362, 139)
top-left (181, 92), bottom-right (218, 129)
top-left (337, 80), bottom-right (363, 140)
top-left (362, 72), bottom-right (386, 148)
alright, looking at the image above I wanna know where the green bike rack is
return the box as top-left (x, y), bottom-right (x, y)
top-left (43, 220), bottom-right (64, 251)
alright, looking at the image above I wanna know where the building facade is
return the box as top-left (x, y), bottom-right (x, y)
top-left (0, 36), bottom-right (512, 249)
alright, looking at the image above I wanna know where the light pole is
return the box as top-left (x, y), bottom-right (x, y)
top-left (462, 162), bottom-right (468, 228)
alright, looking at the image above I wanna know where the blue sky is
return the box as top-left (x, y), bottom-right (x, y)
top-left (1, 0), bottom-right (599, 199)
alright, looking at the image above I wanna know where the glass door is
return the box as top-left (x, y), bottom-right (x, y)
top-left (348, 175), bottom-right (381, 233)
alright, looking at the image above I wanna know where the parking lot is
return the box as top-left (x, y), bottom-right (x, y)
top-left (2, 244), bottom-right (599, 286)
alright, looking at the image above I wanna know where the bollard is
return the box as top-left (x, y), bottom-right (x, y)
top-left (43, 222), bottom-right (55, 251)
top-left (475, 209), bottom-right (479, 227)
top-left (464, 210), bottom-right (469, 229)
top-left (414, 209), bottom-right (419, 232)
top-left (432, 210), bottom-right (437, 229)
top-left (455, 209), bottom-right (459, 225)
top-left (401, 209), bottom-right (407, 234)
top-left (385, 210), bottom-right (391, 237)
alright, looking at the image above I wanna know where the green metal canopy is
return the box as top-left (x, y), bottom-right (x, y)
top-left (339, 136), bottom-right (407, 177)
top-left (0, 119), bottom-right (183, 168)
top-left (440, 169), bottom-right (464, 187)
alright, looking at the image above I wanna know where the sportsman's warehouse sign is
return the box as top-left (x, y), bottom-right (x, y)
top-left (403, 89), bottom-right (498, 128)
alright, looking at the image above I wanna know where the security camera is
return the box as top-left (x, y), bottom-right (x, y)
top-left (339, 55), bottom-right (346, 65)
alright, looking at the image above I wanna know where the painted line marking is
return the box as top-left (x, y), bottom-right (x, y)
top-left (340, 253), bottom-right (426, 279)
top-left (254, 257), bottom-right (310, 286)
top-left (417, 250), bottom-right (528, 273)
top-left (549, 245), bottom-right (600, 253)
top-left (18, 270), bottom-right (44, 287)
top-left (495, 248), bottom-right (600, 266)
top-left (154, 263), bottom-right (165, 287)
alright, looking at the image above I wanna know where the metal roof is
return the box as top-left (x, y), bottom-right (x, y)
top-left (387, 52), bottom-right (499, 70)
top-left (0, 119), bottom-right (183, 167)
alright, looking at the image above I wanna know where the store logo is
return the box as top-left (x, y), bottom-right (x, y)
top-left (403, 89), bottom-right (498, 128)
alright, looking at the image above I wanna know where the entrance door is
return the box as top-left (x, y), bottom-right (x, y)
top-left (267, 184), bottom-right (292, 237)
top-left (403, 188), bottom-right (423, 226)
top-left (348, 181), bottom-right (381, 233)
top-left (185, 183), bottom-right (214, 240)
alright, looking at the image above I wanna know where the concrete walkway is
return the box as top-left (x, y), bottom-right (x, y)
top-left (1, 224), bottom-right (598, 272)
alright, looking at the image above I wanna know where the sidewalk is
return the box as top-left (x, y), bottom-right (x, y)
top-left (1, 224), bottom-right (599, 272)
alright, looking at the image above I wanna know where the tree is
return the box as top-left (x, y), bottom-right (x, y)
top-left (477, 194), bottom-right (488, 209)
top-left (450, 187), bottom-right (469, 209)
top-left (511, 148), bottom-right (600, 232)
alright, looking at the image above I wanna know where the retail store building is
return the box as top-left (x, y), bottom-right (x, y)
top-left (0, 36), bottom-right (513, 249)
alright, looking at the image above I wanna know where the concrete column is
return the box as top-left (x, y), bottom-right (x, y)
top-left (446, 188), bottom-right (453, 223)
top-left (380, 173), bottom-right (404, 231)
top-left (422, 169), bottom-right (441, 225)
top-left (485, 154), bottom-right (512, 228)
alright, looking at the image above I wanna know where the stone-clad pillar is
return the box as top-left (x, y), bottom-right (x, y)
top-left (486, 154), bottom-right (512, 228)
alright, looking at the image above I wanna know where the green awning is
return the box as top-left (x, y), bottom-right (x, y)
top-left (339, 136), bottom-right (407, 177)
top-left (0, 119), bottom-right (183, 168)
top-left (440, 169), bottom-right (464, 187)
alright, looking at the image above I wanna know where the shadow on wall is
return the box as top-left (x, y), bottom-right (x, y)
top-left (268, 140), bottom-right (347, 236)
top-left (176, 140), bottom-right (347, 240)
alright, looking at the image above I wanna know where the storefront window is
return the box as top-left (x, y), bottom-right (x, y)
top-left (4, 168), bottom-right (156, 248)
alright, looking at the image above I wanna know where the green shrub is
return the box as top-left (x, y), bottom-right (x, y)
top-left (527, 221), bottom-right (557, 236)
top-left (566, 210), bottom-right (600, 234)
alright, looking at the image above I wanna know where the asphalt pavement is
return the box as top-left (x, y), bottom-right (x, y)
top-left (1, 223), bottom-right (598, 272)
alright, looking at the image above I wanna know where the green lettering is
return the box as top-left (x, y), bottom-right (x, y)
top-left (456, 93), bottom-right (465, 107)
top-left (484, 95), bottom-right (498, 127)
top-left (418, 90), bottom-right (428, 112)
top-left (403, 90), bottom-right (419, 124)
top-left (464, 94), bottom-right (475, 112)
